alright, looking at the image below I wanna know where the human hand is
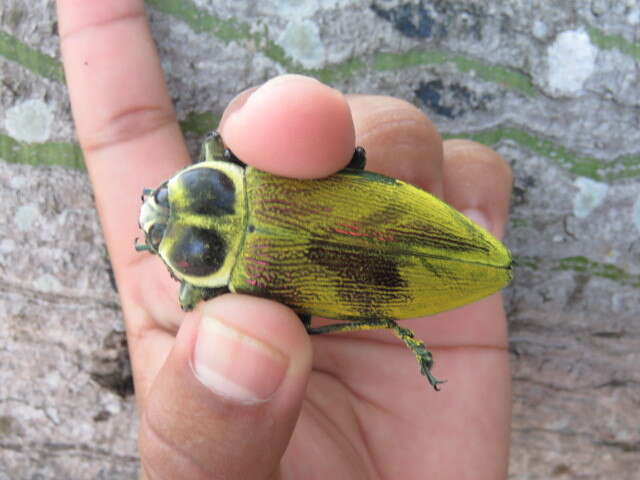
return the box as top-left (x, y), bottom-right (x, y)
top-left (58, 1), bottom-right (512, 478)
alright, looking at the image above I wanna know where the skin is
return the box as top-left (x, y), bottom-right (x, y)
top-left (57, 1), bottom-right (513, 479)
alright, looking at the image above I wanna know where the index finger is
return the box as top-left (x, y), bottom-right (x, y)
top-left (57, 0), bottom-right (189, 271)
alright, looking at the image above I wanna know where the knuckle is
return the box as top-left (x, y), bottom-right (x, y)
top-left (59, 7), bottom-right (146, 42)
top-left (355, 98), bottom-right (440, 145)
top-left (80, 105), bottom-right (177, 154)
top-left (139, 407), bottom-right (211, 480)
top-left (444, 139), bottom-right (512, 177)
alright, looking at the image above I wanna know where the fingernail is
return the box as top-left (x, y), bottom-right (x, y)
top-left (463, 208), bottom-right (492, 232)
top-left (193, 315), bottom-right (289, 404)
top-left (219, 86), bottom-right (259, 128)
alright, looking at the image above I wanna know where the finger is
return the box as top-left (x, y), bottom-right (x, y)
top-left (347, 95), bottom-right (444, 197)
top-left (219, 75), bottom-right (355, 178)
top-left (442, 139), bottom-right (513, 239)
top-left (57, 0), bottom-right (190, 271)
top-left (139, 295), bottom-right (312, 479)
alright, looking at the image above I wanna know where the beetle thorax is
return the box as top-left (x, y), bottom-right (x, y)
top-left (143, 161), bottom-right (247, 289)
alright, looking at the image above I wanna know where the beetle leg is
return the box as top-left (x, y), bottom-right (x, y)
top-left (179, 282), bottom-right (206, 311)
top-left (307, 318), bottom-right (444, 391)
top-left (200, 130), bottom-right (226, 163)
top-left (201, 286), bottom-right (230, 302)
top-left (344, 146), bottom-right (366, 170)
top-left (306, 319), bottom-right (389, 335)
top-left (179, 283), bottom-right (230, 311)
top-left (386, 320), bottom-right (445, 391)
top-left (200, 130), bottom-right (247, 167)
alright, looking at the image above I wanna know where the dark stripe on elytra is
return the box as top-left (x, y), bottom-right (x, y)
top-left (417, 256), bottom-right (466, 293)
top-left (388, 223), bottom-right (491, 253)
top-left (307, 242), bottom-right (406, 289)
top-left (352, 204), bottom-right (490, 253)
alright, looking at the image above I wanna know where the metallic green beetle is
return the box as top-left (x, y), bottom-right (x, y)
top-left (137, 131), bottom-right (512, 389)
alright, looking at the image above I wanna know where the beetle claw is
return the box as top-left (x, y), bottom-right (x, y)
top-left (386, 320), bottom-right (445, 391)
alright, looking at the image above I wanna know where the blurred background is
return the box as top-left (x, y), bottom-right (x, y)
top-left (1, 1), bottom-right (638, 478)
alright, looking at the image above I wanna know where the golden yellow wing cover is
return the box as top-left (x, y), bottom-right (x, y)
top-left (230, 167), bottom-right (512, 321)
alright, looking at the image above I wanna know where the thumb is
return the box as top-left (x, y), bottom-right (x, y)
top-left (139, 294), bottom-right (312, 479)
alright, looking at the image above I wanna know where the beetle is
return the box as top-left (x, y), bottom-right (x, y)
top-left (137, 131), bottom-right (512, 390)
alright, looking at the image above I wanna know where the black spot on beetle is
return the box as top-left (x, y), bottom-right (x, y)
top-left (170, 227), bottom-right (227, 277)
top-left (415, 80), bottom-right (493, 119)
top-left (179, 167), bottom-right (235, 216)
